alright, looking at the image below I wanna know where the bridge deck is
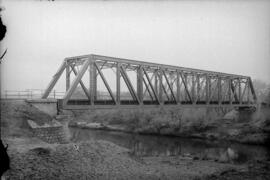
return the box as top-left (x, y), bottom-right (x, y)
top-left (58, 99), bottom-right (256, 110)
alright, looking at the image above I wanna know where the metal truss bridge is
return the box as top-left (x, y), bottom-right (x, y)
top-left (42, 54), bottom-right (257, 110)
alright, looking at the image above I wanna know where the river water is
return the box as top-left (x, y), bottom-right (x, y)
top-left (69, 128), bottom-right (269, 164)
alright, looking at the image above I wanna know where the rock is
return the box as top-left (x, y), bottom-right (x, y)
top-left (72, 122), bottom-right (87, 128)
top-left (206, 133), bottom-right (219, 139)
top-left (28, 119), bottom-right (62, 129)
top-left (51, 119), bottom-right (62, 127)
top-left (30, 147), bottom-right (51, 155)
top-left (27, 120), bottom-right (39, 128)
top-left (159, 127), bottom-right (175, 135)
top-left (55, 115), bottom-right (72, 120)
top-left (223, 110), bottom-right (238, 120)
top-left (227, 148), bottom-right (238, 161)
top-left (227, 129), bottom-right (240, 136)
top-left (218, 152), bottom-right (229, 163)
top-left (106, 125), bottom-right (127, 131)
top-left (85, 123), bottom-right (105, 129)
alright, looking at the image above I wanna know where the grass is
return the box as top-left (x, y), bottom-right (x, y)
top-left (68, 105), bottom-right (270, 144)
top-left (72, 107), bottom-right (220, 135)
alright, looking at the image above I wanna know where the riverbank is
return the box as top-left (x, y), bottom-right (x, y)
top-left (3, 136), bottom-right (270, 180)
top-left (69, 107), bottom-right (270, 145)
top-left (2, 136), bottom-right (251, 180)
top-left (1, 100), bottom-right (270, 179)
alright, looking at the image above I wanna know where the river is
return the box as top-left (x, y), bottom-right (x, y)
top-left (69, 127), bottom-right (269, 164)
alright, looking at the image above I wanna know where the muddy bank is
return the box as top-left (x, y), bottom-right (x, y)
top-left (3, 137), bottom-right (248, 180)
top-left (205, 161), bottom-right (270, 180)
top-left (69, 107), bottom-right (270, 145)
top-left (1, 100), bottom-right (53, 138)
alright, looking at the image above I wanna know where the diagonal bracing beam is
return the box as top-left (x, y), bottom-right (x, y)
top-left (162, 70), bottom-right (176, 102)
top-left (120, 65), bottom-right (139, 102)
top-left (161, 83), bottom-right (170, 101)
top-left (240, 80), bottom-right (247, 102)
top-left (143, 78), bottom-right (154, 101)
top-left (248, 77), bottom-right (257, 103)
top-left (179, 72), bottom-right (192, 102)
top-left (143, 72), bottom-right (154, 96)
top-left (63, 59), bottom-right (90, 105)
top-left (94, 62), bottom-right (116, 103)
top-left (209, 78), bottom-right (218, 101)
top-left (70, 64), bottom-right (91, 100)
top-left (231, 80), bottom-right (239, 102)
top-left (42, 60), bottom-right (66, 98)
top-left (142, 67), bottom-right (160, 103)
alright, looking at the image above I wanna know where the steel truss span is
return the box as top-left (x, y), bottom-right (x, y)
top-left (42, 54), bottom-right (257, 109)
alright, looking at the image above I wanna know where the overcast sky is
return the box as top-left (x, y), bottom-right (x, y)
top-left (1, 0), bottom-right (270, 92)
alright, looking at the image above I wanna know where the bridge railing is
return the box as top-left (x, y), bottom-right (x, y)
top-left (1, 90), bottom-right (65, 100)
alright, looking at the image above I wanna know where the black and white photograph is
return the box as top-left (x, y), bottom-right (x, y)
top-left (0, 0), bottom-right (270, 179)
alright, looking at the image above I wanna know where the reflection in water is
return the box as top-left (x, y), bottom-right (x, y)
top-left (69, 128), bottom-right (269, 164)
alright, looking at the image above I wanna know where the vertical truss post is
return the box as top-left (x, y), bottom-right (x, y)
top-left (247, 78), bottom-right (250, 104)
top-left (116, 63), bottom-right (120, 105)
top-left (218, 76), bottom-right (221, 105)
top-left (66, 63), bottom-right (70, 92)
top-left (196, 74), bottom-right (200, 103)
top-left (231, 79), bottom-right (239, 103)
top-left (184, 73), bottom-right (188, 102)
top-left (89, 59), bottom-right (95, 105)
top-left (209, 77), bottom-right (213, 104)
top-left (240, 80), bottom-right (247, 104)
top-left (93, 64), bottom-right (97, 101)
top-left (176, 70), bottom-right (180, 104)
top-left (192, 73), bottom-right (196, 104)
top-left (154, 71), bottom-right (158, 94)
top-left (206, 75), bottom-right (210, 104)
top-left (205, 74), bottom-right (209, 104)
top-left (239, 78), bottom-right (242, 104)
top-left (137, 65), bottom-right (143, 104)
top-left (228, 78), bottom-right (232, 105)
top-left (169, 73), bottom-right (174, 101)
top-left (158, 69), bottom-right (163, 104)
